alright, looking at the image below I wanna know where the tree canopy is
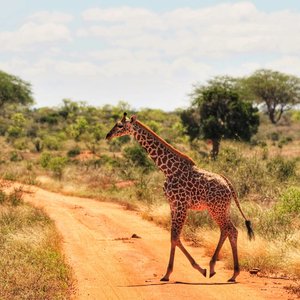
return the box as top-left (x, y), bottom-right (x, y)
top-left (0, 70), bottom-right (34, 111)
top-left (182, 76), bottom-right (259, 159)
top-left (245, 69), bottom-right (300, 124)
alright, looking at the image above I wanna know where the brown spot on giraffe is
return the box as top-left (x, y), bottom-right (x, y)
top-left (106, 113), bottom-right (254, 283)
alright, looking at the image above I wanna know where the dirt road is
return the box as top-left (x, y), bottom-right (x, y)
top-left (9, 183), bottom-right (295, 300)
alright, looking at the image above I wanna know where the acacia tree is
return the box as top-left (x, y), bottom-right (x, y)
top-left (182, 76), bottom-right (259, 159)
top-left (245, 69), bottom-right (300, 124)
top-left (0, 70), bottom-right (33, 111)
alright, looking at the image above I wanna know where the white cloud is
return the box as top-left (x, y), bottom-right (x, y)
top-left (82, 6), bottom-right (158, 23)
top-left (1, 3), bottom-right (300, 110)
top-left (27, 11), bottom-right (73, 23)
top-left (266, 56), bottom-right (300, 76)
top-left (0, 11), bottom-right (73, 52)
top-left (80, 2), bottom-right (300, 58)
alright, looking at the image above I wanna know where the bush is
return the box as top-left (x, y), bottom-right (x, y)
top-left (123, 144), bottom-right (155, 171)
top-left (34, 138), bottom-right (43, 152)
top-left (43, 136), bottom-right (61, 150)
top-left (266, 156), bottom-right (296, 181)
top-left (40, 152), bottom-right (52, 168)
top-left (268, 132), bottom-right (280, 141)
top-left (67, 146), bottom-right (81, 158)
top-left (277, 187), bottom-right (300, 216)
top-left (10, 151), bottom-right (22, 162)
top-left (255, 209), bottom-right (293, 241)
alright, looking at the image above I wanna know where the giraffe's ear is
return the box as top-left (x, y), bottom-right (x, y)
top-left (130, 115), bottom-right (137, 123)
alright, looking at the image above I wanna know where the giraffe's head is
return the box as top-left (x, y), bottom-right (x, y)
top-left (106, 112), bottom-right (137, 140)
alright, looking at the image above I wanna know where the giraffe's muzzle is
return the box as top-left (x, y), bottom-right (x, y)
top-left (105, 132), bottom-right (112, 140)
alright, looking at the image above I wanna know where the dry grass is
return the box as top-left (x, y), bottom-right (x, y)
top-left (187, 226), bottom-right (300, 279)
top-left (0, 188), bottom-right (73, 300)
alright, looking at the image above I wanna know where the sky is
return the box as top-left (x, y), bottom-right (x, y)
top-left (1, 1), bottom-right (300, 111)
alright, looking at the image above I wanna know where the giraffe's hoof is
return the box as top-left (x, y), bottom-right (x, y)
top-left (160, 277), bottom-right (169, 282)
top-left (209, 271), bottom-right (216, 278)
top-left (227, 278), bottom-right (236, 283)
top-left (202, 269), bottom-right (207, 277)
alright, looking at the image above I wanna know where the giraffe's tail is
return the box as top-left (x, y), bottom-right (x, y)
top-left (220, 175), bottom-right (255, 241)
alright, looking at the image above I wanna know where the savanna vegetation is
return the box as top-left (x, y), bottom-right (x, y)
top-left (0, 183), bottom-right (73, 299)
top-left (0, 68), bottom-right (300, 297)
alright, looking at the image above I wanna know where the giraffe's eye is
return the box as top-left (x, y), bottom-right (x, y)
top-left (117, 123), bottom-right (123, 128)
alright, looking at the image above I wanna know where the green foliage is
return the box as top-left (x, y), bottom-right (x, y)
top-left (0, 70), bottom-right (34, 111)
top-left (184, 76), bottom-right (259, 158)
top-left (10, 151), bottom-right (22, 162)
top-left (48, 157), bottom-right (67, 179)
top-left (43, 135), bottom-right (61, 150)
top-left (67, 146), bottom-right (81, 158)
top-left (40, 152), bottom-right (52, 168)
top-left (123, 144), bottom-right (155, 171)
top-left (67, 116), bottom-right (89, 141)
top-left (7, 113), bottom-right (26, 140)
top-left (256, 209), bottom-right (293, 241)
top-left (291, 110), bottom-right (300, 122)
top-left (277, 187), bottom-right (300, 216)
top-left (40, 153), bottom-right (67, 179)
top-left (266, 156), bottom-right (296, 181)
top-left (245, 69), bottom-right (300, 124)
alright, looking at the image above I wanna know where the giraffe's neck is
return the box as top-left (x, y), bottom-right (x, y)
top-left (132, 121), bottom-right (195, 177)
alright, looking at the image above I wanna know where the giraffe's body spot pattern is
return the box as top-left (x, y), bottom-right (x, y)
top-left (106, 114), bottom-right (253, 283)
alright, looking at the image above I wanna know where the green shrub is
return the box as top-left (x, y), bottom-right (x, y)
top-left (268, 132), bottom-right (280, 141)
top-left (40, 152), bottom-right (52, 168)
top-left (277, 187), bottom-right (300, 216)
top-left (48, 157), bottom-right (67, 179)
top-left (266, 156), bottom-right (296, 181)
top-left (67, 146), bottom-right (81, 158)
top-left (34, 138), bottom-right (43, 152)
top-left (13, 138), bottom-right (28, 150)
top-left (43, 136), bottom-right (61, 150)
top-left (10, 151), bottom-right (22, 162)
top-left (255, 209), bottom-right (293, 241)
top-left (123, 144), bottom-right (155, 171)
top-left (291, 110), bottom-right (300, 122)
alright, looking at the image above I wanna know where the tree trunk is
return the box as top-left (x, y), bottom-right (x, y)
top-left (211, 139), bottom-right (220, 160)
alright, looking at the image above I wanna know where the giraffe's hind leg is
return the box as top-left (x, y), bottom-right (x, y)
top-left (208, 206), bottom-right (240, 282)
top-left (209, 229), bottom-right (227, 278)
top-left (209, 216), bottom-right (240, 282)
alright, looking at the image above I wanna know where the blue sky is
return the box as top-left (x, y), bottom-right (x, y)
top-left (1, 1), bottom-right (300, 110)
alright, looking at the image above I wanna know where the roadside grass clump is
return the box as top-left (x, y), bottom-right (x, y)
top-left (0, 186), bottom-right (73, 300)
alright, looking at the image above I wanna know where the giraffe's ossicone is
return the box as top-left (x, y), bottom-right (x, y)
top-left (106, 113), bottom-right (254, 282)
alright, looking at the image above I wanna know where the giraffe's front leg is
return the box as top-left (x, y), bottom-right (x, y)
top-left (160, 238), bottom-right (176, 281)
top-left (161, 207), bottom-right (206, 281)
top-left (160, 223), bottom-right (179, 281)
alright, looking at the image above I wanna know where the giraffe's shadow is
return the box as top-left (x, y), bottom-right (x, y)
top-left (121, 280), bottom-right (237, 288)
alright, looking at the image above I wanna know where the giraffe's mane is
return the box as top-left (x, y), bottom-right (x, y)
top-left (135, 120), bottom-right (196, 165)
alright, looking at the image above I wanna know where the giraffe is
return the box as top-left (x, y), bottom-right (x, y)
top-left (106, 113), bottom-right (254, 282)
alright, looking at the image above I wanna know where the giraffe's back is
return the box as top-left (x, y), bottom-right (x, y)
top-left (188, 167), bottom-right (233, 211)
